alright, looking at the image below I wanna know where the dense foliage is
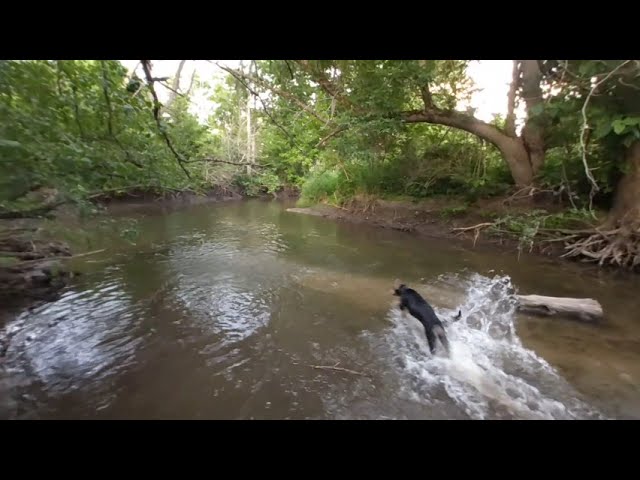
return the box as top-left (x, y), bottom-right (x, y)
top-left (0, 60), bottom-right (221, 215)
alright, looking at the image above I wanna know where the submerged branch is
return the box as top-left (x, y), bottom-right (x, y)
top-left (292, 361), bottom-right (368, 377)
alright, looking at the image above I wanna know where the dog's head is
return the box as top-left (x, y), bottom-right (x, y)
top-left (391, 279), bottom-right (406, 296)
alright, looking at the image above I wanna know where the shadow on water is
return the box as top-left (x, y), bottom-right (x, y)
top-left (2, 199), bottom-right (640, 419)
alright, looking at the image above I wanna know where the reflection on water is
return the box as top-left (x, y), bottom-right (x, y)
top-left (2, 199), bottom-right (640, 419)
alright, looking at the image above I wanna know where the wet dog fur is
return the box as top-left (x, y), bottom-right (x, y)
top-left (392, 281), bottom-right (459, 356)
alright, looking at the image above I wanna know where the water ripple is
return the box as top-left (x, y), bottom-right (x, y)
top-left (1, 269), bottom-right (147, 407)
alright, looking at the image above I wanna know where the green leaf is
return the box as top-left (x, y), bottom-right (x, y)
top-left (593, 121), bottom-right (612, 139)
top-left (0, 139), bottom-right (21, 148)
top-left (612, 119), bottom-right (627, 135)
top-left (624, 116), bottom-right (640, 126)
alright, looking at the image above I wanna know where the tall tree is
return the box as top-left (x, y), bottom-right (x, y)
top-left (165, 60), bottom-right (187, 110)
top-left (222, 60), bottom-right (547, 187)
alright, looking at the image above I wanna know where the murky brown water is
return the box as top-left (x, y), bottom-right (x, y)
top-left (2, 199), bottom-right (640, 419)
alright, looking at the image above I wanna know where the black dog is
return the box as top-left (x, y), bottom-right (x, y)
top-left (393, 283), bottom-right (457, 356)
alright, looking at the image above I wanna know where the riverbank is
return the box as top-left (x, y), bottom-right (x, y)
top-left (288, 194), bottom-right (606, 265)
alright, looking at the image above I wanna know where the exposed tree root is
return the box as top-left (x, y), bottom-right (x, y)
top-left (451, 219), bottom-right (640, 270)
top-left (561, 226), bottom-right (640, 270)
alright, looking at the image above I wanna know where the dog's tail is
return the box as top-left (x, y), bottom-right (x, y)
top-left (433, 324), bottom-right (450, 356)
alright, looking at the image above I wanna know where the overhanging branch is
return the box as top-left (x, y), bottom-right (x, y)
top-left (295, 60), bottom-right (364, 114)
top-left (141, 60), bottom-right (191, 179)
top-left (399, 108), bottom-right (510, 148)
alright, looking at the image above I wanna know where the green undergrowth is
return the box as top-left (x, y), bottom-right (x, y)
top-left (485, 208), bottom-right (599, 252)
top-left (296, 153), bottom-right (514, 209)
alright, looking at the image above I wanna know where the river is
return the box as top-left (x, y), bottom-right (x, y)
top-left (1, 199), bottom-right (640, 419)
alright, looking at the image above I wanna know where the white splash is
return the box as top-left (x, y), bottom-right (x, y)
top-left (385, 273), bottom-right (604, 420)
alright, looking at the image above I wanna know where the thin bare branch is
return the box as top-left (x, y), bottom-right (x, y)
top-left (215, 62), bottom-right (331, 125)
top-left (284, 60), bottom-right (295, 80)
top-left (159, 81), bottom-right (187, 99)
top-left (17, 249), bottom-right (106, 266)
top-left (451, 222), bottom-right (495, 232)
top-left (315, 126), bottom-right (348, 148)
top-left (215, 62), bottom-right (309, 155)
top-left (140, 60), bottom-right (191, 179)
top-left (292, 361), bottom-right (368, 377)
top-left (295, 60), bottom-right (364, 114)
top-left (580, 60), bottom-right (631, 208)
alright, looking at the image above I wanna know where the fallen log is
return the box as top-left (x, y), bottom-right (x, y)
top-left (515, 294), bottom-right (603, 322)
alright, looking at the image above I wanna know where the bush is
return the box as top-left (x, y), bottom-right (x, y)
top-left (299, 170), bottom-right (341, 204)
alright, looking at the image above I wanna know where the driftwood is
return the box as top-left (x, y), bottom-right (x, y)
top-left (291, 361), bottom-right (369, 377)
top-left (515, 294), bottom-right (603, 322)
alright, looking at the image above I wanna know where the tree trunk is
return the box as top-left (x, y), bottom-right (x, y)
top-left (402, 109), bottom-right (534, 186)
top-left (605, 140), bottom-right (640, 228)
top-left (505, 60), bottom-right (520, 137)
top-left (519, 60), bottom-right (546, 175)
top-left (165, 60), bottom-right (186, 109)
top-left (246, 93), bottom-right (252, 175)
top-left (186, 70), bottom-right (196, 96)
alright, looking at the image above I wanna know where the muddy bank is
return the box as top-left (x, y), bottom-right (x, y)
top-left (287, 196), bottom-right (572, 261)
